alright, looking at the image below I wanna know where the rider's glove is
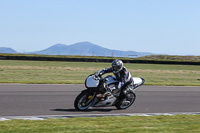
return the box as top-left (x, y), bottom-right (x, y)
top-left (97, 70), bottom-right (103, 77)
top-left (94, 70), bottom-right (102, 80)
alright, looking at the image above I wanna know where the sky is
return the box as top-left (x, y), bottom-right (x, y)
top-left (0, 0), bottom-right (200, 55)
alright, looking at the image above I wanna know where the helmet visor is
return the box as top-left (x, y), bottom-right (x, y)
top-left (112, 66), bottom-right (121, 72)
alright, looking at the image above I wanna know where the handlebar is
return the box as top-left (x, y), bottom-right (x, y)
top-left (93, 72), bottom-right (101, 80)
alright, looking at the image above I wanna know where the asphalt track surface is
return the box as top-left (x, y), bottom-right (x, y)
top-left (0, 84), bottom-right (200, 117)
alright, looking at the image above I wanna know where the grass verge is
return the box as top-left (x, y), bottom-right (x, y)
top-left (0, 60), bottom-right (200, 85)
top-left (0, 115), bottom-right (200, 133)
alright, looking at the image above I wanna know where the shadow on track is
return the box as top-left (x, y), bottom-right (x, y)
top-left (51, 108), bottom-right (117, 112)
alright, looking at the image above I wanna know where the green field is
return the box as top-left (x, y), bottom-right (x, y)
top-left (138, 55), bottom-right (200, 62)
top-left (0, 115), bottom-right (200, 133)
top-left (0, 60), bottom-right (200, 85)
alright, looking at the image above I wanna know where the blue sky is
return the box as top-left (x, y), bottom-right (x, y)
top-left (0, 0), bottom-right (200, 55)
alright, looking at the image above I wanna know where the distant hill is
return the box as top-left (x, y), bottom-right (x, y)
top-left (0, 42), bottom-right (153, 57)
top-left (0, 47), bottom-right (17, 54)
top-left (31, 42), bottom-right (153, 57)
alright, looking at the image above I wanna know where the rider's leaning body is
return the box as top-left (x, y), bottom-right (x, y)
top-left (97, 59), bottom-right (134, 93)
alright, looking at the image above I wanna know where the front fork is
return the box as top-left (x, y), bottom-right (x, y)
top-left (84, 90), bottom-right (96, 105)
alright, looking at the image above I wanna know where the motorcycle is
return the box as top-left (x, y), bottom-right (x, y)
top-left (74, 73), bottom-right (145, 111)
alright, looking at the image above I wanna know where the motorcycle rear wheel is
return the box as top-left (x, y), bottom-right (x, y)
top-left (115, 91), bottom-right (136, 109)
top-left (74, 91), bottom-right (94, 111)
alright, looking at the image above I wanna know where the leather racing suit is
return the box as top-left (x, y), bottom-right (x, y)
top-left (98, 66), bottom-right (133, 93)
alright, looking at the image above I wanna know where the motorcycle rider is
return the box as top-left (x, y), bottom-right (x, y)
top-left (96, 59), bottom-right (133, 96)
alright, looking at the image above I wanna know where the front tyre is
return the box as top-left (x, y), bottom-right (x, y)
top-left (74, 91), bottom-right (94, 111)
top-left (115, 91), bottom-right (136, 109)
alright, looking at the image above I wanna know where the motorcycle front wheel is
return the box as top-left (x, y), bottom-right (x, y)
top-left (115, 91), bottom-right (136, 109)
top-left (74, 91), bottom-right (94, 111)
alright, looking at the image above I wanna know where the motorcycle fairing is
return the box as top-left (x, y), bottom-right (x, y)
top-left (85, 75), bottom-right (100, 88)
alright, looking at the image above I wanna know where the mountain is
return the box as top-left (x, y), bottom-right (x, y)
top-left (0, 47), bottom-right (17, 54)
top-left (0, 42), bottom-right (153, 57)
top-left (33, 42), bottom-right (153, 57)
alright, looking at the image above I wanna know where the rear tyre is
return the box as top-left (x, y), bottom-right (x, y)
top-left (115, 91), bottom-right (136, 109)
top-left (74, 91), bottom-right (94, 111)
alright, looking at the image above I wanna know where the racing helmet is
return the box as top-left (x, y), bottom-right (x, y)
top-left (112, 59), bottom-right (123, 74)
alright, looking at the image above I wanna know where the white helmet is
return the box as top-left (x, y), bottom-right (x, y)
top-left (112, 59), bottom-right (123, 74)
